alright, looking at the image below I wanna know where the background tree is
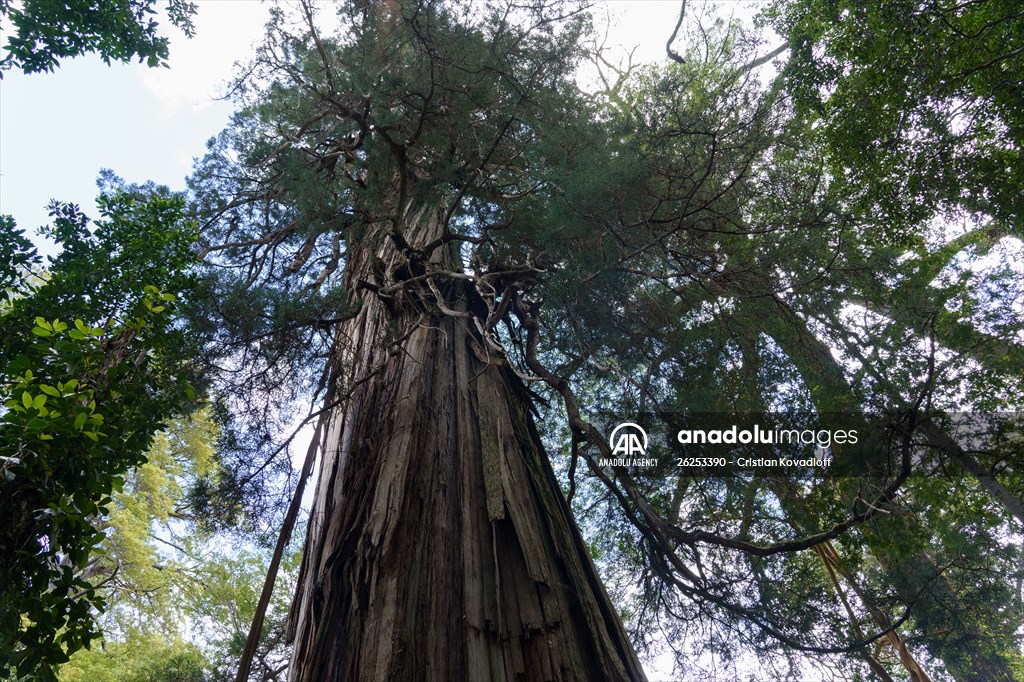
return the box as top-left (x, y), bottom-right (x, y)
top-left (551, 7), bottom-right (1024, 679)
top-left (0, 0), bottom-right (197, 74)
top-left (0, 183), bottom-right (199, 679)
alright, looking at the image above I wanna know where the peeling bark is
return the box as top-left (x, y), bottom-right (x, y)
top-left (285, 203), bottom-right (646, 681)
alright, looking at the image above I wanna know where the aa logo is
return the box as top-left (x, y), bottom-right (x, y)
top-left (610, 423), bottom-right (648, 456)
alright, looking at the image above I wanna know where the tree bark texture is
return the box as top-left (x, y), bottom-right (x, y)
top-left (285, 203), bottom-right (647, 681)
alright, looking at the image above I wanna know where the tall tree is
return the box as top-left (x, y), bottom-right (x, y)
top-left (187, 1), bottom-right (1024, 680)
top-left (191, 1), bottom-right (646, 679)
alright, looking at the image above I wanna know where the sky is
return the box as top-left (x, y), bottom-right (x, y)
top-left (0, 2), bottom-right (272, 249)
top-left (0, 0), bottom-right (748, 253)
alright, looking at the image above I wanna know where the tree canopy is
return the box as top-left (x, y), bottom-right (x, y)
top-left (186, 2), bottom-right (1022, 678)
top-left (3, 1), bottom-right (1023, 680)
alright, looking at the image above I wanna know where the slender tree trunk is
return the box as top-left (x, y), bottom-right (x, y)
top-left (814, 542), bottom-right (933, 682)
top-left (917, 419), bottom-right (1024, 527)
top-left (285, 202), bottom-right (646, 681)
top-left (811, 544), bottom-right (899, 682)
top-left (753, 295), bottom-right (1022, 682)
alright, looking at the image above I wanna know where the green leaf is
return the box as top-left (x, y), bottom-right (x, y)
top-left (22, 391), bottom-right (33, 409)
top-left (32, 326), bottom-right (52, 337)
top-left (39, 384), bottom-right (60, 397)
top-left (74, 413), bottom-right (88, 431)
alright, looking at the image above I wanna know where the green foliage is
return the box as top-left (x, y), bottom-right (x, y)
top-left (0, 215), bottom-right (40, 302)
top-left (0, 188), bottom-right (198, 679)
top-left (51, 408), bottom-right (296, 682)
top-left (55, 539), bottom-right (299, 682)
top-left (95, 411), bottom-right (220, 637)
top-left (58, 635), bottom-right (208, 682)
top-left (183, 543), bottom-right (300, 681)
top-left (0, 0), bottom-right (197, 75)
top-left (765, 0), bottom-right (1024, 239)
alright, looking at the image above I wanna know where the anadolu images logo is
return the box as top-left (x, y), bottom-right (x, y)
top-left (610, 423), bottom-right (648, 456)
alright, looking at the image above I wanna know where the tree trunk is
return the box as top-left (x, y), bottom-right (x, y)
top-left (917, 419), bottom-right (1024, 527)
top-left (285, 202), bottom-right (646, 681)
